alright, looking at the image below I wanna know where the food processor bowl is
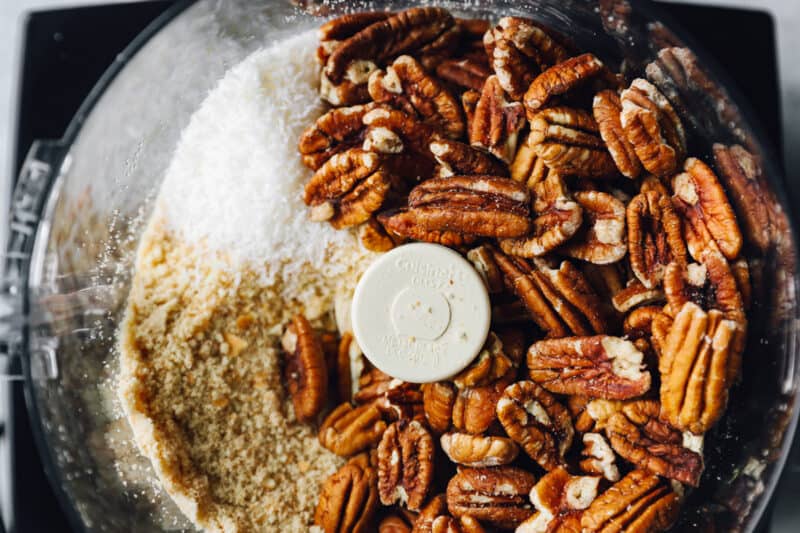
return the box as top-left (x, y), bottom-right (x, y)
top-left (1, 0), bottom-right (797, 531)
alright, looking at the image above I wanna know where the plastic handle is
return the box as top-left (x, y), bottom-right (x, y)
top-left (0, 139), bottom-right (68, 380)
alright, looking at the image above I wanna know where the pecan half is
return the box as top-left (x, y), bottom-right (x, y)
top-left (298, 103), bottom-right (376, 170)
top-left (359, 217), bottom-right (398, 252)
top-left (378, 209), bottom-right (477, 247)
top-left (317, 12), bottom-right (392, 65)
top-left (325, 7), bottom-right (455, 85)
top-left (491, 249), bottom-right (607, 337)
top-left (527, 336), bottom-right (651, 400)
top-left (611, 279), bottom-right (665, 313)
top-left (452, 332), bottom-right (515, 388)
top-left (429, 139), bottom-right (508, 178)
top-left (362, 107), bottom-right (440, 181)
top-left (354, 368), bottom-right (424, 422)
top-left (560, 190), bottom-right (627, 265)
top-left (304, 148), bottom-right (391, 228)
top-left (601, 399), bottom-right (704, 486)
top-left (452, 377), bottom-right (510, 435)
top-left (497, 380), bottom-right (574, 470)
top-left (627, 189), bottom-right (687, 289)
top-left (620, 78), bottom-right (686, 176)
top-left (369, 55), bottom-right (465, 139)
top-left (580, 432), bottom-right (620, 482)
top-left (593, 89), bottom-right (642, 179)
top-left (436, 55), bottom-right (491, 92)
top-left (401, 176), bottom-right (531, 238)
top-left (484, 17), bottom-right (570, 101)
top-left (501, 170), bottom-right (584, 257)
top-left (580, 469), bottom-right (681, 533)
top-left (713, 143), bottom-right (771, 253)
top-left (412, 494), bottom-right (447, 533)
top-left (529, 466), bottom-right (600, 519)
top-left (568, 395), bottom-right (597, 433)
top-left (377, 420), bottom-right (435, 511)
top-left (421, 381), bottom-right (456, 434)
top-left (440, 432), bottom-right (519, 467)
top-left (659, 301), bottom-right (739, 434)
top-left (446, 466), bottom-right (537, 529)
top-left (469, 75), bottom-right (527, 163)
top-left (671, 157), bottom-right (743, 261)
top-left (320, 402), bottom-right (388, 456)
top-left (315, 458), bottom-right (379, 533)
top-left (528, 107), bottom-right (617, 178)
top-left (467, 245), bottom-right (505, 294)
top-left (281, 314), bottom-right (328, 422)
top-left (524, 53), bottom-right (606, 114)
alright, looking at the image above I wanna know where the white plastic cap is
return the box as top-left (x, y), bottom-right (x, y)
top-left (351, 243), bottom-right (491, 383)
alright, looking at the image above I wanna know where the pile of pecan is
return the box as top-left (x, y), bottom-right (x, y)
top-left (287, 7), bottom-right (766, 532)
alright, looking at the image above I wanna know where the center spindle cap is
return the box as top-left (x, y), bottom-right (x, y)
top-left (351, 243), bottom-right (491, 383)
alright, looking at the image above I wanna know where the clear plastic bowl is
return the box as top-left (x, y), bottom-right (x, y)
top-left (1, 0), bottom-right (797, 531)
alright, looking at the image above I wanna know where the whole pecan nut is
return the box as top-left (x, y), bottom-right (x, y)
top-left (671, 157), bottom-right (743, 261)
top-left (620, 78), bottom-right (686, 177)
top-left (599, 399), bottom-right (704, 486)
top-left (593, 89), bottom-right (642, 178)
top-left (524, 53), bottom-right (607, 115)
top-left (377, 420), bottom-right (435, 511)
top-left (401, 176), bottom-right (532, 238)
top-left (580, 469), bottom-right (681, 533)
top-left (496, 380), bottom-right (574, 470)
top-left (440, 432), bottom-right (519, 467)
top-left (527, 336), bottom-right (651, 400)
top-left (304, 148), bottom-right (391, 228)
top-left (659, 301), bottom-right (739, 434)
top-left (528, 106), bottom-right (617, 178)
top-left (469, 75), bottom-right (527, 163)
top-left (446, 466), bottom-right (537, 529)
top-left (368, 55), bottom-right (465, 139)
top-left (429, 139), bottom-right (508, 178)
top-left (627, 189), bottom-right (687, 289)
top-left (281, 314), bottom-right (328, 422)
top-left (560, 190), bottom-right (627, 265)
top-left (314, 458), bottom-right (380, 533)
top-left (319, 402), bottom-right (388, 456)
top-left (713, 143), bottom-right (772, 253)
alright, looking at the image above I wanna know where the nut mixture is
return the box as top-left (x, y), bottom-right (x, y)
top-left (291, 7), bottom-right (762, 532)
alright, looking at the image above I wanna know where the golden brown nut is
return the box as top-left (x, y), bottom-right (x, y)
top-left (429, 139), bottom-right (508, 178)
top-left (659, 302), bottom-right (739, 434)
top-left (467, 245), bottom-right (505, 294)
top-left (304, 148), bottom-right (391, 229)
top-left (446, 466), bottom-right (537, 529)
top-left (379, 209), bottom-right (477, 247)
top-left (436, 55), bottom-right (491, 92)
top-left (281, 314), bottom-right (327, 422)
top-left (580, 469), bottom-right (681, 533)
top-left (671, 157), bottom-right (743, 261)
top-left (403, 176), bottom-right (532, 238)
top-left (713, 143), bottom-right (771, 253)
top-left (491, 249), bottom-right (607, 338)
top-left (560, 190), bottom-right (627, 265)
top-left (440, 432), bottom-right (519, 467)
top-left (593, 89), bottom-right (642, 179)
top-left (452, 377), bottom-right (510, 435)
top-left (622, 305), bottom-right (663, 341)
top-left (496, 380), bottom-right (574, 470)
top-left (421, 381), bottom-right (456, 434)
top-left (359, 218), bottom-right (398, 252)
top-left (469, 75), bottom-right (527, 163)
top-left (620, 78), bottom-right (686, 177)
top-left (528, 106), bottom-right (617, 178)
top-left (325, 7), bottom-right (455, 85)
top-left (315, 459), bottom-right (379, 533)
top-left (368, 55), bottom-right (465, 139)
top-left (484, 16), bottom-right (570, 101)
top-left (567, 395), bottom-right (596, 433)
top-left (529, 466), bottom-right (600, 519)
top-left (379, 514), bottom-right (413, 533)
top-left (377, 420), bottom-right (435, 511)
top-left (524, 53), bottom-right (606, 115)
top-left (319, 402), bottom-right (388, 457)
top-left (412, 494), bottom-right (448, 533)
top-left (599, 399), bottom-right (704, 486)
top-left (452, 332), bottom-right (515, 388)
top-left (580, 432), bottom-right (620, 482)
top-left (298, 103), bottom-right (377, 170)
top-left (627, 189), bottom-right (687, 289)
top-left (611, 279), bottom-right (665, 313)
top-left (527, 336), bottom-right (651, 400)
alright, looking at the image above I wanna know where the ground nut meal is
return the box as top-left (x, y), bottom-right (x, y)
top-left (119, 5), bottom-right (779, 533)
